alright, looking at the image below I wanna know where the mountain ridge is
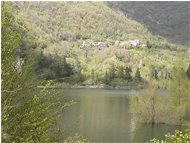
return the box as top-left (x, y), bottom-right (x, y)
top-left (6, 1), bottom-right (189, 85)
top-left (108, 1), bottom-right (190, 46)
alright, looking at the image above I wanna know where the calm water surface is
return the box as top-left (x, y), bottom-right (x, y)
top-left (59, 89), bottom-right (186, 143)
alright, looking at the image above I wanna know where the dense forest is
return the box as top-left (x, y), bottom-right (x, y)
top-left (1, 1), bottom-right (190, 143)
top-left (7, 1), bottom-right (189, 88)
top-left (108, 1), bottom-right (190, 45)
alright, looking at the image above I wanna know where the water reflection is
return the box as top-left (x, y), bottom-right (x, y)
top-left (60, 89), bottom-right (186, 143)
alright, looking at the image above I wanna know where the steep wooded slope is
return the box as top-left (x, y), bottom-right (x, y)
top-left (7, 2), bottom-right (189, 85)
top-left (12, 2), bottom-right (163, 47)
top-left (108, 1), bottom-right (190, 45)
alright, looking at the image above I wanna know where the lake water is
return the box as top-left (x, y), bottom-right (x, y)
top-left (59, 89), bottom-right (187, 143)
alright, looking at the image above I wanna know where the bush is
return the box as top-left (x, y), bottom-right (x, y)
top-left (147, 129), bottom-right (190, 143)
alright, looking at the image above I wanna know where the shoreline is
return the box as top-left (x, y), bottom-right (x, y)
top-left (37, 84), bottom-right (144, 90)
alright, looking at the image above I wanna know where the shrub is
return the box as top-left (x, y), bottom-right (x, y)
top-left (147, 129), bottom-right (190, 143)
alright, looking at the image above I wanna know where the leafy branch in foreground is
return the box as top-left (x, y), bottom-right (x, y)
top-left (147, 129), bottom-right (190, 143)
top-left (1, 3), bottom-right (65, 143)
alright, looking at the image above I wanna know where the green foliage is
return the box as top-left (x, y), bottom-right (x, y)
top-left (91, 69), bottom-right (96, 85)
top-left (186, 64), bottom-right (190, 80)
top-left (150, 66), bottom-right (158, 80)
top-left (165, 54), bottom-right (190, 124)
top-left (103, 64), bottom-right (116, 85)
top-left (103, 70), bottom-right (112, 85)
top-left (108, 2), bottom-right (190, 45)
top-left (35, 53), bottom-right (74, 80)
top-left (134, 68), bottom-right (142, 82)
top-left (146, 41), bottom-right (152, 49)
top-left (124, 66), bottom-right (133, 82)
top-left (1, 4), bottom-right (64, 142)
top-left (110, 64), bottom-right (116, 80)
top-left (5, 1), bottom-right (189, 87)
top-left (130, 86), bottom-right (160, 124)
top-left (1, 3), bottom-right (20, 82)
top-left (11, 2), bottom-right (152, 43)
top-left (117, 66), bottom-right (124, 79)
top-left (130, 54), bottom-right (190, 124)
top-left (148, 129), bottom-right (190, 143)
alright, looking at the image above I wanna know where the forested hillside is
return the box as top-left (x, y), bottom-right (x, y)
top-left (8, 1), bottom-right (190, 87)
top-left (2, 2), bottom-right (190, 143)
top-left (12, 2), bottom-right (155, 46)
top-left (108, 1), bottom-right (190, 45)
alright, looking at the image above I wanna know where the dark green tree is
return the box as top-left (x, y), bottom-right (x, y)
top-left (146, 40), bottom-right (152, 49)
top-left (186, 64), bottom-right (190, 80)
top-left (134, 67), bottom-right (142, 82)
top-left (150, 66), bottom-right (158, 79)
top-left (103, 70), bottom-right (111, 85)
top-left (125, 66), bottom-right (132, 82)
top-left (91, 69), bottom-right (95, 84)
top-left (110, 64), bottom-right (116, 80)
top-left (35, 54), bottom-right (74, 80)
top-left (117, 66), bottom-right (124, 79)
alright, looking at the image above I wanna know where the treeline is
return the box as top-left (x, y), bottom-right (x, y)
top-left (130, 55), bottom-right (190, 125)
top-left (34, 52), bottom-right (144, 86)
top-left (34, 51), bottom-right (190, 87)
top-left (34, 52), bottom-right (86, 84)
top-left (103, 65), bottom-right (142, 85)
top-left (35, 53), bottom-right (73, 80)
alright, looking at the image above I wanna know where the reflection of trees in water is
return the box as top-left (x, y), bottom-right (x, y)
top-left (129, 113), bottom-right (137, 141)
top-left (132, 123), bottom-right (184, 142)
top-left (73, 93), bottom-right (134, 142)
top-left (60, 90), bottom-right (186, 142)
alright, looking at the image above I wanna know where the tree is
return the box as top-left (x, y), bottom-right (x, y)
top-left (117, 66), bottom-right (124, 79)
top-left (134, 67), bottom-right (142, 82)
top-left (186, 64), bottom-right (190, 80)
top-left (150, 66), bottom-right (158, 80)
top-left (103, 70), bottom-right (111, 85)
top-left (130, 86), bottom-right (159, 124)
top-left (35, 54), bottom-right (74, 80)
top-left (166, 54), bottom-right (190, 123)
top-left (62, 56), bottom-right (73, 77)
top-left (130, 54), bottom-right (190, 125)
top-left (146, 40), bottom-right (152, 49)
top-left (91, 69), bottom-right (95, 84)
top-left (125, 66), bottom-right (132, 82)
top-left (1, 4), bottom-right (63, 142)
top-left (160, 69), bottom-right (171, 80)
top-left (110, 64), bottom-right (116, 80)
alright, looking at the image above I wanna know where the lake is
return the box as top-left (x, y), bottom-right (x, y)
top-left (59, 89), bottom-right (186, 143)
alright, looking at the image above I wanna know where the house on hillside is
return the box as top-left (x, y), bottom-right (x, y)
top-left (127, 39), bottom-right (140, 47)
top-left (119, 39), bottom-right (140, 48)
top-left (79, 40), bottom-right (92, 49)
top-left (79, 41), bottom-right (86, 49)
top-left (92, 42), bottom-right (107, 50)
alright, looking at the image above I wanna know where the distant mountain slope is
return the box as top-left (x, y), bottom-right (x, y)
top-left (108, 1), bottom-right (190, 45)
top-left (5, 2), bottom-right (189, 85)
top-left (11, 1), bottom-right (164, 48)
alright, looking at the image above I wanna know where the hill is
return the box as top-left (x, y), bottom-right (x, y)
top-left (12, 2), bottom-right (158, 45)
top-left (108, 1), bottom-right (190, 46)
top-left (7, 1), bottom-right (190, 87)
